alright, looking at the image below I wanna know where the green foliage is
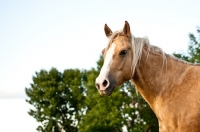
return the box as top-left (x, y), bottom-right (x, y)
top-left (26, 57), bottom-right (158, 132)
top-left (174, 26), bottom-right (200, 62)
top-left (25, 68), bottom-right (85, 132)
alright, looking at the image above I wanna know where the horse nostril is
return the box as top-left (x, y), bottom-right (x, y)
top-left (96, 83), bottom-right (100, 89)
top-left (102, 80), bottom-right (108, 87)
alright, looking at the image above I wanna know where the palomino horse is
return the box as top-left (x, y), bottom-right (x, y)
top-left (95, 21), bottom-right (200, 132)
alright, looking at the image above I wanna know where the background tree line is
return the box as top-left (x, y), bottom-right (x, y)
top-left (25, 27), bottom-right (200, 132)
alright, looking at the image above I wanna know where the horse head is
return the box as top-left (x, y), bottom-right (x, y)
top-left (95, 21), bottom-right (133, 96)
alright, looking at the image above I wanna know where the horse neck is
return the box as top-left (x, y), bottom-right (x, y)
top-left (131, 45), bottom-right (189, 108)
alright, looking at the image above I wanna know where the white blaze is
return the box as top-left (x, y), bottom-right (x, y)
top-left (96, 43), bottom-right (116, 90)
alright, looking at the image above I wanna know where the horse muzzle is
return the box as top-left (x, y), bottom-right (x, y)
top-left (95, 77), bottom-right (116, 96)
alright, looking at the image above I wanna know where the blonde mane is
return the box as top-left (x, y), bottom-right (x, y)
top-left (131, 36), bottom-right (168, 76)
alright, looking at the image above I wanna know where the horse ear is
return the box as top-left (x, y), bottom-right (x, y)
top-left (104, 24), bottom-right (113, 37)
top-left (123, 21), bottom-right (131, 37)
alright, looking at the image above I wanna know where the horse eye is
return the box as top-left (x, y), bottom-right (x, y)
top-left (119, 50), bottom-right (127, 56)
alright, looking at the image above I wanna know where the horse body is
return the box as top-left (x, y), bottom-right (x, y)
top-left (95, 21), bottom-right (200, 131)
top-left (133, 45), bottom-right (200, 131)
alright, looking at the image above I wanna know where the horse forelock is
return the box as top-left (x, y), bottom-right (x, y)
top-left (107, 30), bottom-right (123, 47)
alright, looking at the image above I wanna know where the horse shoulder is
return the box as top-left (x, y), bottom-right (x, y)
top-left (155, 64), bottom-right (200, 131)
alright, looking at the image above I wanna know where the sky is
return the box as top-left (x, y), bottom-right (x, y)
top-left (0, 0), bottom-right (200, 131)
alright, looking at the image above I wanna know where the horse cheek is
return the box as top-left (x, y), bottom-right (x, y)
top-left (117, 58), bottom-right (125, 71)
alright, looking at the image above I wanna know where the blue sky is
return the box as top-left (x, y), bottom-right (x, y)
top-left (0, 0), bottom-right (200, 131)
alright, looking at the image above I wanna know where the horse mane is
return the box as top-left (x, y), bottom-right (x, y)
top-left (131, 35), bottom-right (168, 76)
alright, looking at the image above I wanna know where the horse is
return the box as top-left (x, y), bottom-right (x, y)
top-left (95, 21), bottom-right (200, 132)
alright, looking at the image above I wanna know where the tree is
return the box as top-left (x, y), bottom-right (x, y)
top-left (174, 26), bottom-right (200, 62)
top-left (25, 68), bottom-right (85, 132)
top-left (26, 57), bottom-right (158, 132)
